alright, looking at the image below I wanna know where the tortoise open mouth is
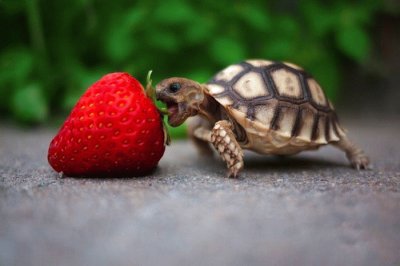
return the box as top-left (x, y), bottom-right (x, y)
top-left (168, 103), bottom-right (184, 127)
top-left (166, 101), bottom-right (179, 116)
top-left (161, 98), bottom-right (183, 127)
top-left (156, 92), bottom-right (178, 116)
top-left (156, 89), bottom-right (187, 127)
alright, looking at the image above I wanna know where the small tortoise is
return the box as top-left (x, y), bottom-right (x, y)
top-left (156, 59), bottom-right (370, 177)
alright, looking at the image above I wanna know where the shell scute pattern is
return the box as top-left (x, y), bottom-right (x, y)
top-left (206, 60), bottom-right (344, 144)
top-left (271, 68), bottom-right (303, 100)
top-left (233, 72), bottom-right (269, 99)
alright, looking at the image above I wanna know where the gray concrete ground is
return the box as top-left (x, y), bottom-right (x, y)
top-left (0, 118), bottom-right (399, 266)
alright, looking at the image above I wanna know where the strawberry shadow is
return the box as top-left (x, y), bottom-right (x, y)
top-left (54, 166), bottom-right (160, 180)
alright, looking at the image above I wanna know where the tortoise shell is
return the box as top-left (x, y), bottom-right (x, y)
top-left (206, 59), bottom-right (345, 152)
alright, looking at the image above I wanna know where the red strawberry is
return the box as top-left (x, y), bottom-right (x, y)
top-left (48, 72), bottom-right (166, 177)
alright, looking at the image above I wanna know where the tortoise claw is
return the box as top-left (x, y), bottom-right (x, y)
top-left (226, 162), bottom-right (243, 178)
top-left (334, 136), bottom-right (371, 171)
top-left (351, 154), bottom-right (371, 170)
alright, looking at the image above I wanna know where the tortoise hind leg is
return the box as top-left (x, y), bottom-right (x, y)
top-left (333, 136), bottom-right (370, 170)
top-left (211, 120), bottom-right (244, 178)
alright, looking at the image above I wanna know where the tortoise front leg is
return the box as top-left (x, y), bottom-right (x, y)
top-left (211, 120), bottom-right (244, 178)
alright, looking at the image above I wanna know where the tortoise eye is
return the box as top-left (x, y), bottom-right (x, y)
top-left (169, 83), bottom-right (181, 93)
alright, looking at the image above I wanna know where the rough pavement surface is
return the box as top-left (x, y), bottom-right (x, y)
top-left (0, 118), bottom-right (399, 266)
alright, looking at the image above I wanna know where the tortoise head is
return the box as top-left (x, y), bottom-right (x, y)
top-left (156, 77), bottom-right (205, 127)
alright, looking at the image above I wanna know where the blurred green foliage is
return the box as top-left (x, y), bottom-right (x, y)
top-left (0, 0), bottom-right (385, 136)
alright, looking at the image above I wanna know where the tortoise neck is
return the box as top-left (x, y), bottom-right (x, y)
top-left (197, 85), bottom-right (222, 124)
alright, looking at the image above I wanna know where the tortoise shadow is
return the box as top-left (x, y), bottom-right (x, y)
top-left (196, 152), bottom-right (347, 173)
top-left (244, 155), bottom-right (346, 171)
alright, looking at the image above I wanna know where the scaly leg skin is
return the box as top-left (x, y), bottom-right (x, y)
top-left (187, 117), bottom-right (214, 156)
top-left (334, 136), bottom-right (370, 170)
top-left (211, 120), bottom-right (244, 178)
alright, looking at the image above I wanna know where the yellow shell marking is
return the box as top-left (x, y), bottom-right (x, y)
top-left (246, 59), bottom-right (274, 67)
top-left (207, 84), bottom-right (225, 95)
top-left (233, 72), bottom-right (269, 99)
top-left (308, 79), bottom-right (327, 107)
top-left (254, 100), bottom-right (278, 128)
top-left (296, 109), bottom-right (315, 142)
top-left (215, 64), bottom-right (244, 81)
top-left (283, 62), bottom-right (303, 70)
top-left (271, 69), bottom-right (302, 99)
top-left (275, 106), bottom-right (298, 138)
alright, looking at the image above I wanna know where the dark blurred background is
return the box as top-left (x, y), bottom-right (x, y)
top-left (0, 0), bottom-right (399, 136)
